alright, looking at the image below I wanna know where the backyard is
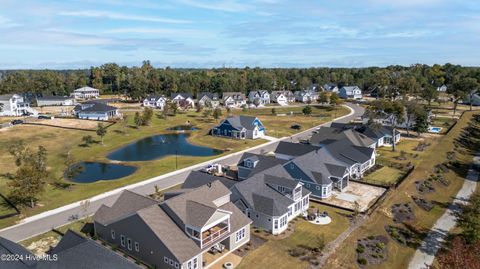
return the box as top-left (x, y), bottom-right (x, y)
top-left (0, 105), bottom-right (349, 229)
top-left (237, 203), bottom-right (352, 269)
top-left (323, 111), bottom-right (479, 269)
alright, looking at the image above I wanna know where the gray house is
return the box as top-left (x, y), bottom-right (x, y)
top-left (339, 86), bottom-right (362, 99)
top-left (248, 90), bottom-right (270, 106)
top-left (330, 122), bottom-right (401, 147)
top-left (197, 92), bottom-right (220, 108)
top-left (94, 181), bottom-right (251, 269)
top-left (73, 101), bottom-right (120, 120)
top-left (0, 230), bottom-right (140, 269)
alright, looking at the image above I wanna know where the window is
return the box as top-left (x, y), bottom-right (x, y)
top-left (127, 238), bottom-right (132, 250)
top-left (193, 258), bottom-right (198, 269)
top-left (111, 230), bottom-right (115, 239)
top-left (170, 260), bottom-right (174, 266)
top-left (164, 257), bottom-right (169, 264)
top-left (235, 228), bottom-right (246, 242)
top-left (120, 235), bottom-right (125, 247)
top-left (316, 186), bottom-right (320, 190)
top-left (274, 219), bottom-right (278, 229)
top-left (135, 242), bottom-right (140, 252)
top-left (306, 183), bottom-right (310, 188)
top-left (175, 262), bottom-right (179, 268)
top-left (245, 160), bottom-right (252, 168)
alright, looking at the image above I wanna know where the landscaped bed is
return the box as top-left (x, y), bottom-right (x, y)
top-left (391, 203), bottom-right (415, 223)
top-left (356, 235), bottom-right (389, 267)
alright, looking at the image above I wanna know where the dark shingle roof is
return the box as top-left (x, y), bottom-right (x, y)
top-left (0, 236), bottom-right (36, 269)
top-left (94, 190), bottom-right (158, 225)
top-left (185, 200), bottom-right (220, 227)
top-left (274, 141), bottom-right (320, 157)
top-left (310, 127), bottom-right (375, 148)
top-left (198, 92), bottom-right (219, 101)
top-left (171, 92), bottom-right (192, 99)
top-left (237, 153), bottom-right (287, 179)
top-left (181, 171), bottom-right (237, 189)
top-left (75, 102), bottom-right (117, 113)
top-left (222, 115), bottom-right (260, 131)
top-left (37, 96), bottom-right (72, 101)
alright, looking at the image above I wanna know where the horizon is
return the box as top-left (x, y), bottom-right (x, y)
top-left (0, 0), bottom-right (479, 69)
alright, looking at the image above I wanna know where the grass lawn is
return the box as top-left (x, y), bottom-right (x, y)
top-left (234, 105), bottom-right (350, 137)
top-left (430, 117), bottom-right (457, 134)
top-left (237, 203), bottom-right (352, 269)
top-left (0, 106), bottom-right (348, 229)
top-left (376, 139), bottom-right (428, 168)
top-left (323, 111), bottom-right (479, 269)
top-left (363, 166), bottom-right (404, 185)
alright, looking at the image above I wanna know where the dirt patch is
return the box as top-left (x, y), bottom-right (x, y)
top-left (414, 142), bottom-right (431, 152)
top-left (356, 235), bottom-right (388, 267)
top-left (234, 234), bottom-right (266, 257)
top-left (25, 236), bottom-right (60, 256)
top-left (385, 225), bottom-right (421, 248)
top-left (323, 182), bottom-right (387, 212)
top-left (415, 180), bottom-right (435, 194)
top-left (391, 203), bottom-right (415, 223)
top-left (412, 196), bottom-right (434, 211)
top-left (33, 118), bottom-right (102, 130)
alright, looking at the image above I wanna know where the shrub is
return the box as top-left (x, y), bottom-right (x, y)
top-left (358, 258), bottom-right (368, 265)
top-left (356, 245), bottom-right (365, 253)
top-left (289, 247), bottom-right (307, 257)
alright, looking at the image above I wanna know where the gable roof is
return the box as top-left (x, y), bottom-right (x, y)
top-left (74, 101), bottom-right (118, 114)
top-left (94, 190), bottom-right (158, 226)
top-left (274, 141), bottom-right (320, 157)
top-left (75, 86), bottom-right (99, 92)
top-left (222, 92), bottom-right (245, 101)
top-left (310, 127), bottom-right (375, 148)
top-left (171, 92), bottom-right (192, 99)
top-left (324, 140), bottom-right (375, 165)
top-left (198, 92), bottom-right (219, 101)
top-left (182, 171), bottom-right (237, 189)
top-left (221, 115), bottom-right (261, 131)
top-left (0, 236), bottom-right (36, 269)
top-left (237, 152), bottom-right (287, 179)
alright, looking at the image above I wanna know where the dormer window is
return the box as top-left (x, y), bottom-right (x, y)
top-left (245, 160), bottom-right (252, 168)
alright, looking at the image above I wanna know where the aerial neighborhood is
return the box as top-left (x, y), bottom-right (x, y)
top-left (0, 66), bottom-right (480, 269)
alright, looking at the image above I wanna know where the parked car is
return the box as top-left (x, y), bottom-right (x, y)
top-left (11, 119), bottom-right (23, 125)
top-left (291, 124), bottom-right (302, 130)
top-left (38, 115), bottom-right (53, 119)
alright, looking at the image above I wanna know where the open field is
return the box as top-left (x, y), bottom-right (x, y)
top-left (363, 166), bottom-right (405, 185)
top-left (237, 203), bottom-right (352, 269)
top-left (34, 106), bottom-right (75, 115)
top-left (0, 106), bottom-right (349, 229)
top-left (323, 111), bottom-right (479, 269)
top-left (32, 118), bottom-right (105, 130)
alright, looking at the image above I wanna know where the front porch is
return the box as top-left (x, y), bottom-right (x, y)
top-left (202, 222), bottom-right (229, 247)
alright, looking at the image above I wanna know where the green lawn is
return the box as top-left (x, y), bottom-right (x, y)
top-left (237, 203), bottom-right (352, 269)
top-left (324, 111), bottom-right (479, 269)
top-left (0, 106), bottom-right (349, 229)
top-left (363, 166), bottom-right (405, 185)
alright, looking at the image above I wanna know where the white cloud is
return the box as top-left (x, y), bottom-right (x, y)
top-left (176, 0), bottom-right (251, 12)
top-left (58, 10), bottom-right (192, 24)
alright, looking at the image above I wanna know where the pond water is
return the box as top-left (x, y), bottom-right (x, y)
top-left (107, 133), bottom-right (222, 162)
top-left (68, 162), bottom-right (137, 183)
top-left (166, 125), bottom-right (199, 131)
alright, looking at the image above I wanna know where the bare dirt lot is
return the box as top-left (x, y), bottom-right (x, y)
top-left (35, 106), bottom-right (75, 115)
top-left (33, 118), bottom-right (103, 130)
top-left (324, 182), bottom-right (387, 211)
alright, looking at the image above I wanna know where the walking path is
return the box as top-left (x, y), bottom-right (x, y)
top-left (408, 152), bottom-right (480, 269)
top-left (0, 103), bottom-right (362, 242)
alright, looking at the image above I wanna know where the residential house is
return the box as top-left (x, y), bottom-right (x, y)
top-left (143, 95), bottom-right (167, 110)
top-left (94, 182), bottom-right (251, 269)
top-left (73, 101), bottom-right (120, 120)
top-left (294, 90), bottom-right (318, 103)
top-left (330, 122), bottom-right (401, 147)
top-left (197, 92), bottom-right (220, 108)
top-left (323, 83), bottom-right (339, 93)
top-left (222, 92), bottom-right (247, 108)
top-left (231, 165), bottom-right (310, 235)
top-left (307, 83), bottom-right (320, 92)
top-left (0, 230), bottom-right (140, 269)
top-left (0, 94), bottom-right (36, 116)
top-left (237, 152), bottom-right (288, 180)
top-left (171, 93), bottom-right (195, 109)
top-left (339, 86), bottom-right (362, 99)
top-left (310, 127), bottom-right (376, 149)
top-left (73, 86), bottom-right (100, 99)
top-left (248, 90), bottom-right (270, 106)
top-left (437, 85), bottom-right (447, 92)
top-left (211, 115), bottom-right (265, 139)
top-left (36, 96), bottom-right (75, 106)
top-left (270, 91), bottom-right (289, 106)
top-left (464, 93), bottom-right (480, 106)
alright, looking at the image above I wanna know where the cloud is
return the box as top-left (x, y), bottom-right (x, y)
top-left (0, 15), bottom-right (21, 28)
top-left (58, 10), bottom-right (192, 24)
top-left (104, 27), bottom-right (216, 38)
top-left (176, 0), bottom-right (251, 12)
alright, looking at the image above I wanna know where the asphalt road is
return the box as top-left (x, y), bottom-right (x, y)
top-left (0, 103), bottom-right (364, 242)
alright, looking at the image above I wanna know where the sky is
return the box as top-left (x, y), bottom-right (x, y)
top-left (0, 0), bottom-right (479, 69)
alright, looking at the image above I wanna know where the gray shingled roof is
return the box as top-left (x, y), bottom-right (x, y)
top-left (185, 200), bottom-right (220, 227)
top-left (223, 115), bottom-right (260, 131)
top-left (263, 174), bottom-right (300, 190)
top-left (74, 101), bottom-right (118, 113)
top-left (237, 153), bottom-right (287, 179)
top-left (274, 141), bottom-right (320, 157)
top-left (0, 236), bottom-right (36, 269)
top-left (310, 127), bottom-right (375, 147)
top-left (37, 96), bottom-right (72, 101)
top-left (181, 171), bottom-right (237, 189)
top-left (198, 92), bottom-right (219, 101)
top-left (170, 92), bottom-right (192, 99)
top-left (94, 190), bottom-right (158, 226)
top-left (324, 140), bottom-right (374, 164)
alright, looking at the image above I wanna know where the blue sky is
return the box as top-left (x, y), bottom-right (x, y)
top-left (0, 0), bottom-right (479, 69)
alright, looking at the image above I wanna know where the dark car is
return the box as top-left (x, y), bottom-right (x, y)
top-left (11, 119), bottom-right (23, 125)
top-left (291, 124), bottom-right (302, 130)
top-left (38, 115), bottom-right (53, 119)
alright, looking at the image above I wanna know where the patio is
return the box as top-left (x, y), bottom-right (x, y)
top-left (204, 251), bottom-right (242, 269)
top-left (323, 181), bottom-right (387, 211)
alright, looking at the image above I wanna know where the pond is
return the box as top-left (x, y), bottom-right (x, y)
top-left (107, 133), bottom-right (222, 162)
top-left (68, 162), bottom-right (137, 183)
top-left (166, 125), bottom-right (199, 131)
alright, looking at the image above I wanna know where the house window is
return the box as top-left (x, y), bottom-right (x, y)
top-left (170, 260), bottom-right (174, 266)
top-left (316, 186), bottom-right (320, 190)
top-left (193, 257), bottom-right (198, 269)
top-left (245, 160), bottom-right (252, 168)
top-left (127, 238), bottom-right (132, 250)
top-left (135, 242), bottom-right (140, 252)
top-left (235, 228), bottom-right (246, 243)
top-left (164, 257), bottom-right (169, 264)
top-left (175, 262), bottom-right (179, 268)
top-left (306, 183), bottom-right (310, 188)
top-left (120, 235), bottom-right (125, 247)
top-left (111, 230), bottom-right (115, 239)
top-left (322, 188), bottom-right (327, 196)
top-left (274, 219), bottom-right (278, 229)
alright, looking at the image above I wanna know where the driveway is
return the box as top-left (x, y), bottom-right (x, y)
top-left (0, 103), bottom-right (363, 243)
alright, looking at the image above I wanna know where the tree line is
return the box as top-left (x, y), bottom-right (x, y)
top-left (1, 62), bottom-right (479, 102)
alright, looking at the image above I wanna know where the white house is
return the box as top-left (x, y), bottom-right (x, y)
top-left (170, 93), bottom-right (195, 109)
top-left (294, 90), bottom-right (318, 103)
top-left (73, 86), bottom-right (100, 99)
top-left (339, 86), bottom-right (362, 99)
top-left (222, 92), bottom-right (247, 108)
top-left (143, 95), bottom-right (167, 110)
top-left (270, 91), bottom-right (289, 106)
top-left (248, 90), bottom-right (270, 106)
top-left (437, 85), bottom-right (447, 92)
top-left (197, 92), bottom-right (220, 108)
top-left (323, 83), bottom-right (339, 93)
top-left (0, 94), bottom-right (37, 116)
